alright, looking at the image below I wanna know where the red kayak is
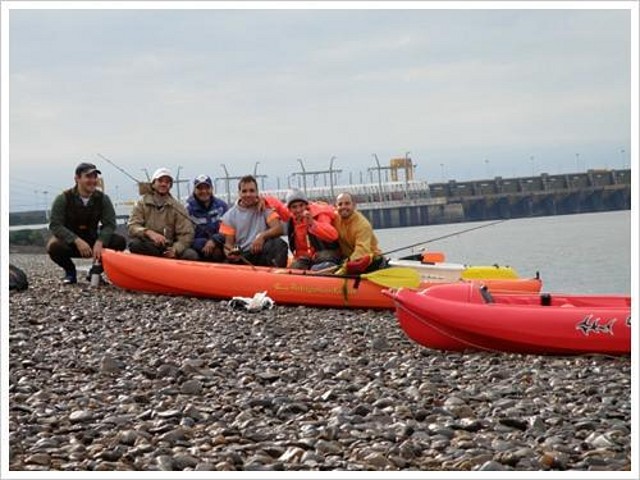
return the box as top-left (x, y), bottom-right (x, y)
top-left (385, 283), bottom-right (631, 355)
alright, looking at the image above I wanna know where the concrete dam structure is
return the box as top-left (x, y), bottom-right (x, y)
top-left (9, 169), bottom-right (631, 232)
top-left (358, 168), bottom-right (631, 230)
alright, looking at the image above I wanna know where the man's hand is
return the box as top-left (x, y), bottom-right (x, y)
top-left (225, 245), bottom-right (242, 261)
top-left (92, 240), bottom-right (104, 262)
top-left (163, 247), bottom-right (177, 258)
top-left (302, 210), bottom-right (314, 225)
top-left (250, 233), bottom-right (266, 254)
top-left (202, 239), bottom-right (216, 257)
top-left (145, 229), bottom-right (167, 247)
top-left (346, 255), bottom-right (373, 274)
top-left (74, 237), bottom-right (93, 258)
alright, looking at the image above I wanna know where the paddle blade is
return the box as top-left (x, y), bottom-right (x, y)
top-left (362, 267), bottom-right (421, 288)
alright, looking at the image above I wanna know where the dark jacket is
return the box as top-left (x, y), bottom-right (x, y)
top-left (186, 195), bottom-right (229, 250)
top-left (49, 187), bottom-right (117, 245)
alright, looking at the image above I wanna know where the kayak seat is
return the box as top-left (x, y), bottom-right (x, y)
top-left (479, 285), bottom-right (495, 304)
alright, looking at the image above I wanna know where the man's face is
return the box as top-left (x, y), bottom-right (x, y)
top-left (336, 194), bottom-right (355, 219)
top-left (194, 183), bottom-right (212, 203)
top-left (75, 171), bottom-right (99, 194)
top-left (153, 176), bottom-right (173, 196)
top-left (238, 180), bottom-right (259, 207)
top-left (288, 200), bottom-right (308, 220)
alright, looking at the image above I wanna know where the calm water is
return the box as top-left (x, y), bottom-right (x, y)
top-left (11, 210), bottom-right (631, 293)
top-left (377, 210), bottom-right (631, 294)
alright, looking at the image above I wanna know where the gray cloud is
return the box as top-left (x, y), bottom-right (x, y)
top-left (7, 6), bottom-right (632, 209)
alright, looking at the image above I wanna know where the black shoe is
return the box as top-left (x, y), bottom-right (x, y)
top-left (62, 272), bottom-right (77, 285)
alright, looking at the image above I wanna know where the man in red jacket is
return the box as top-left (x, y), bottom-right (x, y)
top-left (283, 189), bottom-right (343, 270)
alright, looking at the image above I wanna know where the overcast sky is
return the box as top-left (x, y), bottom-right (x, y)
top-left (5, 2), bottom-right (634, 211)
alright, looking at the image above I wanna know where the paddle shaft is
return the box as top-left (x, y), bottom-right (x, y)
top-left (293, 266), bottom-right (420, 288)
top-left (382, 219), bottom-right (507, 256)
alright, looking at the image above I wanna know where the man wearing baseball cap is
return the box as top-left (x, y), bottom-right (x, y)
top-left (185, 174), bottom-right (229, 261)
top-left (284, 189), bottom-right (342, 271)
top-left (47, 162), bottom-right (126, 284)
top-left (127, 167), bottom-right (198, 260)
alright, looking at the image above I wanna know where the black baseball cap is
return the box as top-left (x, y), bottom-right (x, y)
top-left (75, 162), bottom-right (102, 176)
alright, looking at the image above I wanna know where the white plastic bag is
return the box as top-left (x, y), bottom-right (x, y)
top-left (229, 291), bottom-right (274, 312)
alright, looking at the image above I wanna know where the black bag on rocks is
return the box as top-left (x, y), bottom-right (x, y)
top-left (9, 264), bottom-right (29, 291)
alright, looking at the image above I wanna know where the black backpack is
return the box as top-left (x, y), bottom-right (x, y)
top-left (9, 264), bottom-right (29, 291)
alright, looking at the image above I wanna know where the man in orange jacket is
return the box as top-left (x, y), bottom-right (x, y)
top-left (282, 189), bottom-right (343, 270)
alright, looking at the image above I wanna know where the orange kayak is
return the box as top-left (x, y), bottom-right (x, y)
top-left (102, 250), bottom-right (542, 309)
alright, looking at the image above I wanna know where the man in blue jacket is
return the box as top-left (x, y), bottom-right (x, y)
top-left (186, 174), bottom-right (229, 262)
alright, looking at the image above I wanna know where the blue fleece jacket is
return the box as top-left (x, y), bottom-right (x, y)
top-left (186, 195), bottom-right (229, 251)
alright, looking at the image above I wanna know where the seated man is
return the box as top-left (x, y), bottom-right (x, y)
top-left (186, 174), bottom-right (229, 262)
top-left (127, 168), bottom-right (198, 260)
top-left (283, 189), bottom-right (342, 271)
top-left (47, 162), bottom-right (126, 284)
top-left (220, 175), bottom-right (288, 268)
top-left (334, 192), bottom-right (386, 274)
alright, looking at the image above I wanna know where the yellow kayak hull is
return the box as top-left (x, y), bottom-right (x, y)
top-left (390, 259), bottom-right (519, 281)
top-left (462, 265), bottom-right (519, 280)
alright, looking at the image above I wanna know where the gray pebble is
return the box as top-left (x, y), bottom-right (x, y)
top-left (69, 410), bottom-right (93, 423)
top-left (7, 253), bottom-right (631, 472)
top-left (180, 379), bottom-right (203, 395)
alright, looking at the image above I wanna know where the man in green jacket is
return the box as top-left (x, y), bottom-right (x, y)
top-left (47, 162), bottom-right (126, 284)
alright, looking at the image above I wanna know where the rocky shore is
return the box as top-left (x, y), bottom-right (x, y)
top-left (8, 254), bottom-right (632, 473)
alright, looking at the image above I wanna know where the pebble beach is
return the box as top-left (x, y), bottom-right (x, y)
top-left (7, 253), bottom-right (632, 473)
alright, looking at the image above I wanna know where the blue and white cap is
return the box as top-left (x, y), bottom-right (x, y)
top-left (193, 174), bottom-right (213, 188)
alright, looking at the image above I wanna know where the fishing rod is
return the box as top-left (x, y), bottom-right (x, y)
top-left (96, 153), bottom-right (254, 266)
top-left (96, 154), bottom-right (262, 268)
top-left (382, 219), bottom-right (508, 256)
top-left (98, 152), bottom-right (187, 219)
top-left (96, 153), bottom-right (145, 184)
top-left (96, 154), bottom-right (203, 247)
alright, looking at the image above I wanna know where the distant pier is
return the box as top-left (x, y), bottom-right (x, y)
top-left (9, 168), bottom-right (632, 231)
top-left (358, 168), bottom-right (631, 229)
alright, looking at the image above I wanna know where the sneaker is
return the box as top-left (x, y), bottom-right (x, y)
top-left (62, 272), bottom-right (77, 285)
